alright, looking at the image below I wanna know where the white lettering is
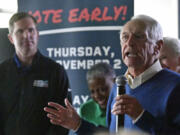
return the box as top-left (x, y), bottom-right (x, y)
top-left (73, 95), bottom-right (81, 105)
top-left (73, 95), bottom-right (90, 106)
top-left (94, 47), bottom-right (102, 56)
top-left (56, 59), bottom-right (110, 70)
top-left (86, 47), bottom-right (92, 56)
top-left (62, 48), bottom-right (69, 57)
top-left (47, 48), bottom-right (54, 57)
top-left (54, 48), bottom-right (61, 57)
top-left (47, 46), bottom-right (112, 58)
top-left (70, 47), bottom-right (76, 56)
top-left (81, 95), bottom-right (89, 103)
top-left (78, 47), bottom-right (84, 56)
top-left (103, 46), bottom-right (111, 56)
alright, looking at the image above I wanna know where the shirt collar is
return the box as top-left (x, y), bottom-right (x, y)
top-left (125, 60), bottom-right (163, 89)
top-left (13, 54), bottom-right (31, 73)
top-left (95, 102), bottom-right (106, 117)
top-left (14, 54), bottom-right (21, 68)
top-left (13, 51), bottom-right (40, 72)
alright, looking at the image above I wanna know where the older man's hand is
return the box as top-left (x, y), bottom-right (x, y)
top-left (111, 94), bottom-right (144, 120)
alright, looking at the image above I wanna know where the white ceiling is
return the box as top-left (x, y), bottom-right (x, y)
top-left (0, 0), bottom-right (17, 28)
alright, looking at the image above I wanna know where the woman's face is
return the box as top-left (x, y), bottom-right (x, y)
top-left (88, 76), bottom-right (114, 109)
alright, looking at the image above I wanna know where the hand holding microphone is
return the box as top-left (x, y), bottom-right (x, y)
top-left (114, 75), bottom-right (127, 132)
top-left (112, 75), bottom-right (144, 131)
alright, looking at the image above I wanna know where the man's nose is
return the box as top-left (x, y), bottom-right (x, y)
top-left (126, 35), bottom-right (134, 46)
top-left (23, 31), bottom-right (30, 38)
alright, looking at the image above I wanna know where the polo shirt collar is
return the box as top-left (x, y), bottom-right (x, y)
top-left (13, 50), bottom-right (40, 72)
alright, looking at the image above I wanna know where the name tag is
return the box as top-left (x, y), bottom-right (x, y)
top-left (33, 80), bottom-right (48, 88)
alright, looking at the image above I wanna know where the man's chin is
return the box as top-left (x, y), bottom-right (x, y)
top-left (125, 62), bottom-right (138, 67)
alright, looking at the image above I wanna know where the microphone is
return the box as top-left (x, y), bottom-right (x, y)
top-left (115, 75), bottom-right (127, 133)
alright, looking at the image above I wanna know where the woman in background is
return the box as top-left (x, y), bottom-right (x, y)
top-left (79, 63), bottom-right (116, 127)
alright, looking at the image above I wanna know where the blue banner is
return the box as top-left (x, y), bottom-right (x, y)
top-left (18, 0), bottom-right (134, 111)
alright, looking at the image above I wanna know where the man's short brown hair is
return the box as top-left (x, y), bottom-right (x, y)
top-left (8, 12), bottom-right (37, 33)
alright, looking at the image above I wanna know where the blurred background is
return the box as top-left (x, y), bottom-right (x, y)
top-left (0, 0), bottom-right (178, 37)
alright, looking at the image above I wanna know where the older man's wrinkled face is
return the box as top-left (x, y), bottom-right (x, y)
top-left (120, 20), bottom-right (157, 72)
top-left (159, 45), bottom-right (180, 73)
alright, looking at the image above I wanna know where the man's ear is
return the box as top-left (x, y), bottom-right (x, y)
top-left (177, 55), bottom-right (180, 65)
top-left (176, 56), bottom-right (180, 73)
top-left (154, 40), bottom-right (163, 55)
top-left (7, 33), bottom-right (14, 45)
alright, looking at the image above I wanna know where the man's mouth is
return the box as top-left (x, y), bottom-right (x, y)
top-left (24, 41), bottom-right (33, 45)
top-left (125, 52), bottom-right (137, 58)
